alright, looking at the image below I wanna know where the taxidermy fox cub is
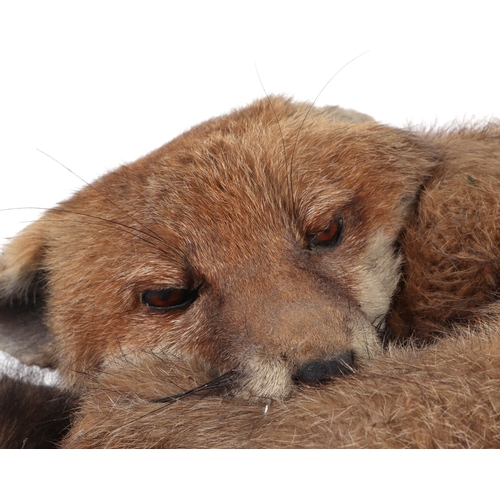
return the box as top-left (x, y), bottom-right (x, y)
top-left (1, 97), bottom-right (500, 448)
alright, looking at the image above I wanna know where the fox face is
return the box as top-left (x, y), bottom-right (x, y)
top-left (0, 97), bottom-right (437, 400)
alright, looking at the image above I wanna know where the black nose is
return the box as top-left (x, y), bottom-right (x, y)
top-left (293, 352), bottom-right (355, 384)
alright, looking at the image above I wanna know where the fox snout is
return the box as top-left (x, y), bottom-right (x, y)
top-left (207, 268), bottom-right (381, 401)
top-left (232, 338), bottom-right (376, 401)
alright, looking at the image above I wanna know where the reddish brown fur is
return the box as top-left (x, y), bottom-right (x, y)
top-left (1, 97), bottom-right (500, 447)
top-left (62, 323), bottom-right (500, 449)
top-left (389, 127), bottom-right (500, 340)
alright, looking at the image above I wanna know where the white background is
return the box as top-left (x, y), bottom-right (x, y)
top-left (0, 0), bottom-right (498, 477)
top-left (1, 0), bottom-right (500, 247)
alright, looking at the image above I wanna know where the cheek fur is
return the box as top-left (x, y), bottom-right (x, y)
top-left (352, 231), bottom-right (402, 324)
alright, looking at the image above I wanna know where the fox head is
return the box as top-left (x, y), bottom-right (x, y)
top-left (0, 97), bottom-right (438, 400)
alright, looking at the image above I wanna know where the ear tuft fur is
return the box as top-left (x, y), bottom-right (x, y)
top-left (0, 223), bottom-right (47, 305)
top-left (0, 221), bottom-right (56, 367)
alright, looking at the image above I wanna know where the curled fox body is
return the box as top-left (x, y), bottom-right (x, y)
top-left (1, 97), bottom-right (500, 447)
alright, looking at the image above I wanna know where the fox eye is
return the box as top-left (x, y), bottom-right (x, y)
top-left (309, 216), bottom-right (343, 248)
top-left (141, 288), bottom-right (198, 311)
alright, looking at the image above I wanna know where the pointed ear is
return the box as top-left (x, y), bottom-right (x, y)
top-left (0, 220), bottom-right (56, 368)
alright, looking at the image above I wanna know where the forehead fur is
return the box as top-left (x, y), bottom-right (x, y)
top-left (37, 95), bottom-right (437, 292)
top-left (63, 96), bottom-right (435, 228)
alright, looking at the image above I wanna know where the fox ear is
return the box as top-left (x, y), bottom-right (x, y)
top-left (0, 220), bottom-right (56, 368)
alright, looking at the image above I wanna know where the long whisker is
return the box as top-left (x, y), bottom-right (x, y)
top-left (0, 206), bottom-right (174, 257)
top-left (150, 369), bottom-right (239, 403)
top-left (35, 150), bottom-right (171, 249)
top-left (288, 51), bottom-right (369, 185)
top-left (255, 66), bottom-right (293, 213)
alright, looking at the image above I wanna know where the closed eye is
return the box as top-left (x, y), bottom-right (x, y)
top-left (308, 215), bottom-right (343, 248)
top-left (141, 287), bottom-right (199, 311)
